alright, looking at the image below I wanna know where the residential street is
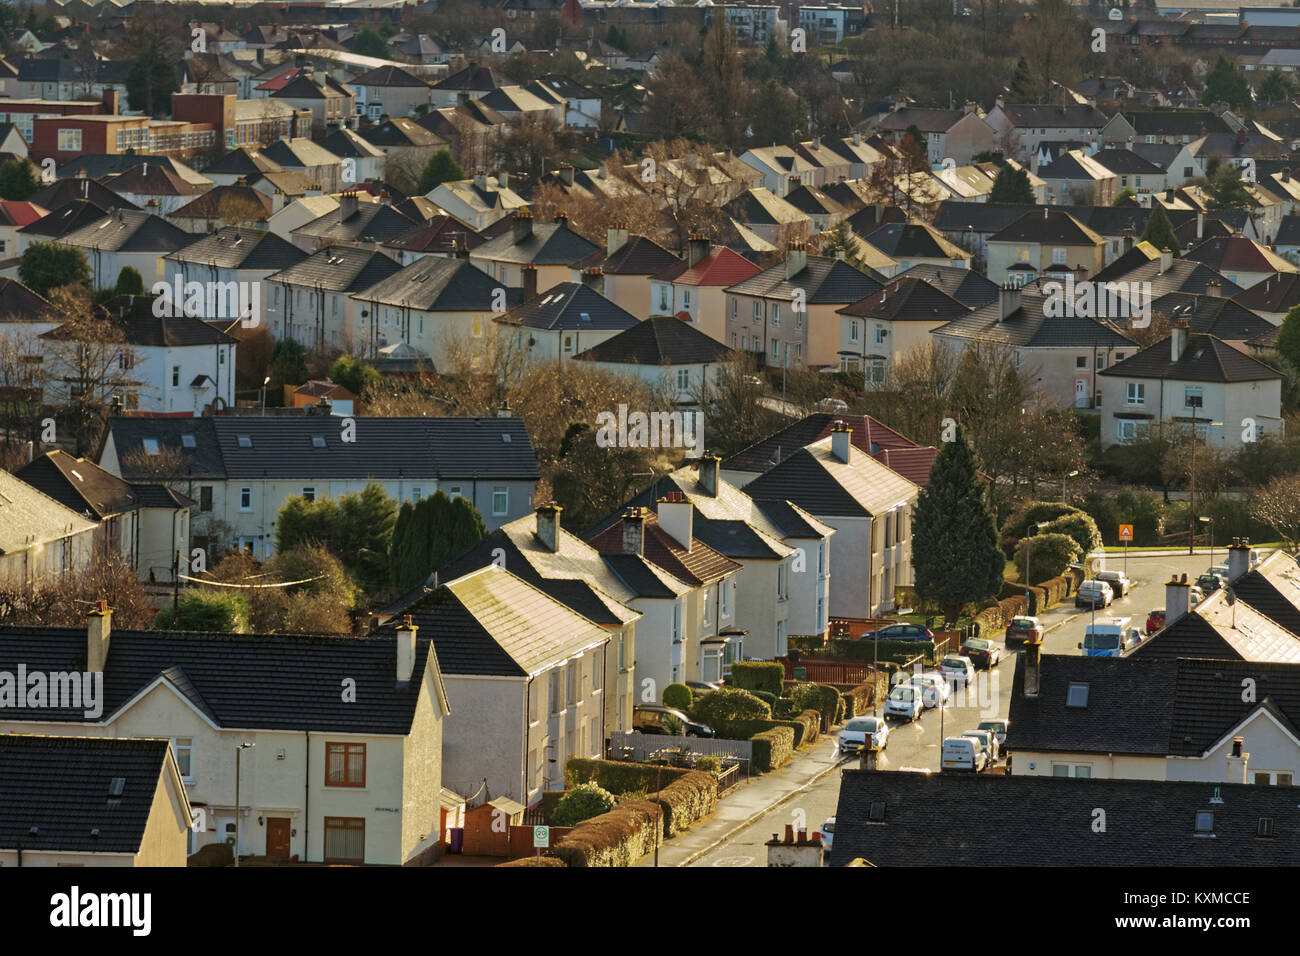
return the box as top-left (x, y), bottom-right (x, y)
top-left (689, 550), bottom-right (1229, 867)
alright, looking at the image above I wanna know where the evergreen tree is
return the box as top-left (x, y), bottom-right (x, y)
top-left (352, 28), bottom-right (388, 58)
top-left (1205, 162), bottom-right (1255, 213)
top-left (418, 149), bottom-right (465, 194)
top-left (389, 491), bottom-right (487, 591)
top-left (115, 266), bottom-right (145, 296)
top-left (1203, 54), bottom-right (1251, 111)
top-left (911, 425), bottom-right (1005, 627)
top-left (817, 218), bottom-right (862, 265)
top-left (1258, 70), bottom-right (1294, 104)
top-left (19, 241), bottom-right (90, 296)
top-left (1276, 304), bottom-right (1300, 375)
top-left (988, 165), bottom-right (1035, 204)
top-left (1139, 203), bottom-right (1180, 257)
top-left (124, 27), bottom-right (179, 117)
top-left (0, 159), bottom-right (39, 200)
top-left (1007, 57), bottom-right (1036, 102)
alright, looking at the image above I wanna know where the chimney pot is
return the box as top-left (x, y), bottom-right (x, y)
top-left (87, 602), bottom-right (113, 672)
top-left (396, 618), bottom-right (418, 683)
top-left (830, 421), bottom-right (851, 463)
top-left (1166, 574), bottom-right (1191, 625)
top-left (784, 823), bottom-right (795, 843)
top-left (622, 508), bottom-right (646, 556)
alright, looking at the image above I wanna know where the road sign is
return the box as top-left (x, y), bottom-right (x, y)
top-left (533, 825), bottom-right (550, 848)
top-left (1118, 524), bottom-right (1133, 542)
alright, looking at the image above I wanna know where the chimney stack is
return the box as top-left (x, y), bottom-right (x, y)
top-left (557, 164), bottom-right (574, 187)
top-left (536, 502), bottom-right (562, 553)
top-left (1171, 321), bottom-right (1188, 363)
top-left (1196, 212), bottom-right (1204, 241)
top-left (339, 191), bottom-right (358, 220)
top-left (396, 615), bottom-right (418, 683)
top-left (607, 223), bottom-right (629, 257)
top-left (784, 241), bottom-right (807, 279)
top-left (698, 453), bottom-right (720, 497)
top-left (1166, 572), bottom-right (1191, 625)
top-left (830, 420), bottom-right (851, 464)
top-left (1227, 537), bottom-right (1251, 583)
top-left (473, 172), bottom-right (487, 192)
top-left (497, 399), bottom-right (512, 418)
top-left (998, 282), bottom-right (1021, 322)
top-left (622, 507), bottom-right (646, 556)
top-left (513, 206), bottom-right (533, 245)
top-left (1226, 736), bottom-right (1249, 783)
top-left (1023, 633), bottom-right (1043, 697)
top-left (657, 492), bottom-right (693, 551)
top-left (688, 233), bottom-right (710, 268)
top-left (521, 263), bottom-right (538, 302)
top-left (581, 266), bottom-right (604, 296)
top-left (87, 600), bottom-right (112, 672)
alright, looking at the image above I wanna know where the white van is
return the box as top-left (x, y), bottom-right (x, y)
top-left (941, 736), bottom-right (987, 772)
top-left (1080, 616), bottom-right (1139, 658)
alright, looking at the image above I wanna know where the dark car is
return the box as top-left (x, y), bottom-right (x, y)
top-left (632, 705), bottom-right (715, 738)
top-left (1196, 572), bottom-right (1223, 595)
top-left (861, 623), bottom-right (934, 642)
top-left (960, 637), bottom-right (1002, 670)
top-left (1004, 616), bottom-right (1042, 646)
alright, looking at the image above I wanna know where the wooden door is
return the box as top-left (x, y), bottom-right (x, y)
top-left (266, 817), bottom-right (291, 860)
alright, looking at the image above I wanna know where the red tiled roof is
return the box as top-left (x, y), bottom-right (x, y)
top-left (588, 510), bottom-right (741, 586)
top-left (0, 201), bottom-right (46, 228)
top-left (653, 246), bottom-right (761, 287)
top-left (255, 67), bottom-right (299, 91)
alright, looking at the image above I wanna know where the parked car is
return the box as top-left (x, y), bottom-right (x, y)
top-left (632, 705), bottom-right (715, 738)
top-left (1208, 564), bottom-right (1230, 580)
top-left (906, 673), bottom-right (950, 708)
top-left (1004, 616), bottom-right (1042, 646)
top-left (884, 684), bottom-right (923, 721)
top-left (816, 397), bottom-right (849, 414)
top-left (978, 719), bottom-right (1009, 752)
top-left (821, 817), bottom-right (835, 852)
top-left (1075, 580), bottom-right (1114, 609)
top-left (939, 655), bottom-right (975, 686)
top-left (861, 623), bottom-right (935, 642)
top-left (941, 736), bottom-right (987, 772)
top-left (839, 715), bottom-right (889, 753)
top-left (1250, 549), bottom-right (1261, 568)
top-left (962, 728), bottom-right (998, 765)
top-left (1189, 584), bottom-right (1205, 604)
top-left (685, 680), bottom-right (719, 693)
top-left (1146, 609), bottom-right (1166, 634)
top-left (1196, 572), bottom-right (1223, 595)
top-left (1079, 617), bottom-right (1138, 658)
top-left (1095, 569), bottom-right (1131, 598)
top-left (961, 637), bottom-right (1002, 670)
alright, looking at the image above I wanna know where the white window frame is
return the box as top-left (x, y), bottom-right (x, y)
top-left (1126, 382), bottom-right (1145, 405)
top-left (239, 486), bottom-right (252, 511)
top-left (492, 486), bottom-right (508, 516)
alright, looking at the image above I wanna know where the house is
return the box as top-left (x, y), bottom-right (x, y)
top-left (382, 215), bottom-right (485, 265)
top-left (837, 275), bottom-right (973, 386)
top-left (827, 768), bottom-right (1300, 866)
top-left (286, 380), bottom-right (356, 416)
top-left (984, 102), bottom-right (1108, 161)
top-left (270, 65), bottom-right (354, 133)
top-left (290, 192), bottom-right (422, 253)
top-left (0, 468), bottom-right (97, 585)
top-left (476, 85), bottom-right (564, 127)
top-left (0, 199), bottom-right (44, 258)
top-left (589, 227), bottom-right (682, 320)
top-left (351, 65), bottom-right (431, 123)
top-left (536, 74), bottom-right (601, 129)
top-left (0, 735), bottom-right (191, 867)
top-left (381, 564), bottom-right (606, 802)
top-left (870, 105), bottom-right (996, 165)
top-left (1181, 235), bottom-right (1298, 290)
top-left (98, 414), bottom-right (540, 558)
top-left (1092, 148), bottom-right (1168, 196)
top-left (793, 137), bottom-right (854, 188)
top-left (428, 174), bottom-right (528, 232)
top-left (468, 209), bottom-right (600, 294)
top-left (0, 609), bottom-right (450, 864)
top-left (738, 146), bottom-right (818, 198)
top-left (97, 162), bottom-right (211, 216)
top-left (985, 208), bottom-right (1107, 285)
top-left (1232, 269), bottom-right (1300, 322)
top-left (723, 246), bottom-right (888, 369)
top-left (168, 184), bottom-right (274, 232)
top-left (29, 175), bottom-right (137, 216)
top-left (721, 412), bottom-right (940, 489)
top-left (587, 455), bottom-right (835, 659)
top-left (649, 239), bottom-right (761, 343)
top-left (725, 187), bottom-right (812, 246)
top-left (930, 284), bottom-right (1136, 409)
top-left (14, 449), bottom-right (192, 582)
top-left (494, 279), bottom-right (638, 364)
top-left (264, 245), bottom-right (402, 352)
top-left (1097, 324), bottom-right (1284, 449)
top-left (0, 275), bottom-right (61, 334)
top-left (429, 63), bottom-right (504, 110)
top-left (317, 126), bottom-right (386, 185)
top-left (50, 209), bottom-right (196, 290)
top-left (350, 255), bottom-right (519, 369)
top-left (740, 423), bottom-right (920, 618)
top-left (572, 314), bottom-right (736, 403)
top-left (852, 218), bottom-right (971, 273)
top-left (587, 505), bottom-right (743, 691)
top-left (1035, 148), bottom-right (1119, 207)
top-left (259, 137), bottom-right (347, 194)
top-left (361, 118), bottom-right (446, 190)
top-left (784, 183), bottom-right (849, 232)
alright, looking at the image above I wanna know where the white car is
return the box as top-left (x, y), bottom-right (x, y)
top-left (939, 655), bottom-right (975, 687)
top-left (821, 817), bottom-right (835, 852)
top-left (907, 673), bottom-right (950, 708)
top-left (839, 715), bottom-right (889, 753)
top-left (884, 684), bottom-right (923, 721)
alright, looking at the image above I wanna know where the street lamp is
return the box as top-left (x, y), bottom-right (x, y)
top-left (234, 742), bottom-right (255, 867)
top-left (260, 376), bottom-right (271, 416)
top-left (1200, 515), bottom-right (1213, 568)
top-left (1185, 395), bottom-right (1223, 554)
top-left (1063, 470), bottom-right (1079, 502)
top-left (1025, 522), bottom-right (1043, 612)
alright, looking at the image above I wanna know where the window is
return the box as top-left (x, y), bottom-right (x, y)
top-left (1194, 811), bottom-right (1214, 834)
top-left (819, 542), bottom-right (826, 575)
top-left (1184, 385), bottom-right (1204, 408)
top-left (172, 737), bottom-right (193, 780)
top-left (874, 325), bottom-right (885, 346)
top-left (563, 335), bottom-right (573, 353)
top-left (172, 366), bottom-right (181, 387)
top-left (771, 338), bottom-right (780, 359)
top-left (181, 433), bottom-right (196, 448)
top-left (493, 486), bottom-right (508, 516)
top-left (683, 290), bottom-right (691, 310)
top-left (777, 561), bottom-right (788, 599)
top-left (795, 311), bottom-right (802, 329)
top-left (1126, 383), bottom-right (1145, 405)
top-left (529, 680), bottom-right (538, 723)
top-left (866, 359), bottom-right (885, 384)
top-left (325, 742), bottom-right (366, 787)
top-left (142, 438), bottom-right (160, 455)
top-left (590, 719), bottom-right (601, 754)
top-left (1254, 771), bottom-right (1293, 786)
top-left (672, 602), bottom-right (682, 643)
top-left (729, 298), bottom-right (737, 319)
top-left (703, 587), bottom-right (712, 626)
top-left (772, 304), bottom-right (780, 325)
top-left (1097, 354), bottom-right (1106, 370)
top-left (310, 435), bottom-right (326, 448)
top-left (448, 486), bottom-right (462, 499)
top-left (57, 128), bottom-right (81, 151)
top-left (302, 487), bottom-right (316, 502)
top-left (566, 662), bottom-right (576, 705)
top-left (412, 487), bottom-right (422, 501)
top-left (199, 486), bottom-right (212, 512)
top-left (659, 287), bottom-right (670, 311)
top-left (239, 487), bottom-right (252, 511)
top-left (1052, 247), bottom-right (1067, 265)
top-left (676, 368), bottom-right (689, 390)
top-left (324, 817), bottom-right (365, 862)
top-left (721, 579), bottom-right (729, 616)
top-left (549, 668), bottom-right (562, 714)
top-left (472, 315), bottom-right (482, 336)
top-left (1066, 682), bottom-right (1089, 708)
top-left (237, 434), bottom-right (252, 448)
top-left (1051, 763), bottom-right (1092, 778)
top-left (850, 321), bottom-right (858, 342)
top-left (1117, 420), bottom-right (1148, 444)
top-left (753, 302), bottom-right (761, 322)
top-left (591, 651), bottom-right (602, 690)
top-left (618, 632), bottom-right (627, 670)
top-left (1076, 356), bottom-right (1087, 369)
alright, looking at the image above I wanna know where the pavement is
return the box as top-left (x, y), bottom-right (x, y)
top-left (635, 733), bottom-right (848, 867)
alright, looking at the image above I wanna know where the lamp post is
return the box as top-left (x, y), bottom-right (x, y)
top-left (1063, 470), bottom-right (1079, 503)
top-left (234, 742), bottom-right (255, 867)
top-left (260, 375), bottom-right (271, 416)
top-left (1025, 522), bottom-right (1043, 613)
top-left (1200, 515), bottom-right (1213, 568)
top-left (1185, 398), bottom-right (1223, 555)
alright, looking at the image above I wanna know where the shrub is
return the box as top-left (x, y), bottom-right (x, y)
top-left (1002, 501), bottom-right (1079, 542)
top-left (695, 756), bottom-right (721, 775)
top-left (662, 682), bottom-right (692, 710)
top-left (650, 770), bottom-right (718, 836)
top-left (551, 800), bottom-right (660, 867)
top-left (497, 856), bottom-right (565, 867)
top-left (566, 758), bottom-right (687, 794)
top-left (155, 590), bottom-right (250, 633)
top-left (750, 726), bottom-right (795, 773)
top-left (998, 595), bottom-right (1026, 623)
top-left (187, 842), bottom-right (233, 866)
top-left (772, 697), bottom-right (800, 719)
top-left (553, 781), bottom-right (618, 827)
top-left (791, 682), bottom-right (840, 726)
top-left (970, 604), bottom-right (1002, 637)
top-left (691, 687), bottom-right (771, 725)
top-left (794, 709), bottom-right (821, 746)
top-left (832, 638), bottom-right (936, 665)
top-left (1039, 510), bottom-right (1102, 556)
top-left (1013, 532), bottom-right (1081, 583)
top-left (841, 682), bottom-right (872, 719)
top-left (730, 661), bottom-right (786, 696)
top-left (753, 690), bottom-right (778, 709)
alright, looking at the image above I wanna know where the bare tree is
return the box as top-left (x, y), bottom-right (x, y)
top-left (1252, 474), bottom-right (1300, 551)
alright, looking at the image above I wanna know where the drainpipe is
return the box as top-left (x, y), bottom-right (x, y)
top-left (522, 678), bottom-right (531, 803)
top-left (303, 729), bottom-right (310, 862)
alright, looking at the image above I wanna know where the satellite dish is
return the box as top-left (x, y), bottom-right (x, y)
top-left (1226, 587), bottom-right (1236, 606)
top-left (1108, 7), bottom-right (1122, 20)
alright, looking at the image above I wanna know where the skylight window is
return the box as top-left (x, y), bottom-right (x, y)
top-left (181, 433), bottom-right (196, 448)
top-left (868, 801), bottom-right (886, 822)
top-left (1195, 811), bottom-right (1214, 834)
top-left (311, 435), bottom-right (326, 448)
top-left (70, 469), bottom-right (83, 482)
top-left (142, 438), bottom-right (160, 455)
top-left (108, 776), bottom-right (126, 796)
top-left (580, 312), bottom-right (591, 322)
top-left (237, 435), bottom-right (252, 448)
top-left (502, 433), bottom-right (511, 443)
top-left (1066, 682), bottom-right (1089, 708)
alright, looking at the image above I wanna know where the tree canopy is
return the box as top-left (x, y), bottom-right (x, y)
top-left (989, 165), bottom-right (1036, 204)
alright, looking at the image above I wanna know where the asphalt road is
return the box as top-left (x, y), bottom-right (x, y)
top-left (691, 550), bottom-right (1229, 867)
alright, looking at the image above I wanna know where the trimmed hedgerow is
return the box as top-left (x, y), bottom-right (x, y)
top-left (497, 855), bottom-right (566, 866)
top-left (794, 709), bottom-right (821, 746)
top-left (791, 682), bottom-right (841, 727)
top-left (553, 781), bottom-right (617, 827)
top-left (773, 697), bottom-right (800, 719)
top-left (750, 726), bottom-right (796, 773)
top-left (649, 770), bottom-right (718, 837)
top-left (551, 800), bottom-right (661, 867)
top-left (662, 682), bottom-right (693, 710)
top-left (691, 687), bottom-right (771, 724)
top-left (841, 682), bottom-right (872, 719)
top-left (753, 690), bottom-right (778, 709)
top-left (566, 757), bottom-right (687, 794)
top-left (730, 661), bottom-right (786, 697)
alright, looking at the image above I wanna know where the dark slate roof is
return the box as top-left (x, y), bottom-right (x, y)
top-left (273, 72), bottom-right (353, 101)
top-left (203, 147), bottom-right (283, 178)
top-left (432, 64), bottom-right (503, 92)
top-left (0, 626), bottom-right (436, 733)
top-left (0, 276), bottom-right (58, 322)
top-left (1151, 293), bottom-right (1276, 342)
top-left (14, 450), bottom-right (138, 519)
top-left (170, 185), bottom-right (273, 223)
top-left (690, 519), bottom-right (784, 560)
top-left (724, 255), bottom-right (887, 304)
top-left (44, 296), bottom-right (236, 347)
top-left (572, 315), bottom-right (735, 365)
top-left (266, 246), bottom-right (403, 294)
top-left (602, 553), bottom-right (679, 598)
top-left (166, 227), bottom-right (305, 271)
top-left (852, 220), bottom-right (965, 261)
top-left (29, 176), bottom-right (140, 212)
top-left (473, 220), bottom-right (600, 267)
top-left (1091, 255), bottom-right (1242, 300)
top-left (1117, 109), bottom-right (1232, 137)
top-left (1231, 568), bottom-right (1300, 636)
top-left (933, 289), bottom-right (1136, 349)
top-left (828, 769), bottom-right (1300, 866)
top-left (837, 275), bottom-right (971, 323)
top-left (353, 64), bottom-right (429, 88)
top-left (377, 585), bottom-right (519, 678)
top-left (1170, 658), bottom-right (1300, 756)
top-left (1007, 653), bottom-right (1177, 756)
top-left (741, 448), bottom-right (869, 517)
top-left (363, 117), bottom-right (444, 148)
top-left (59, 209), bottom-right (196, 253)
top-left (497, 282), bottom-right (639, 332)
top-left (294, 201), bottom-right (421, 245)
top-left (1098, 333), bottom-right (1283, 383)
top-left (538, 73), bottom-right (597, 99)
top-left (895, 264), bottom-right (999, 307)
top-left (783, 184), bottom-right (847, 218)
top-left (0, 735), bottom-right (172, 854)
top-left (1091, 148), bottom-right (1166, 175)
top-left (1233, 272), bottom-right (1300, 314)
top-left (988, 208), bottom-right (1104, 246)
top-left (383, 215), bottom-right (484, 255)
top-left (18, 198), bottom-right (110, 239)
top-left (103, 417), bottom-right (224, 479)
top-left (1000, 103), bottom-right (1108, 128)
top-left (753, 498), bottom-right (824, 539)
top-left (1183, 236), bottom-right (1293, 277)
top-left (357, 256), bottom-right (519, 312)
top-left (586, 511), bottom-right (741, 587)
top-left (1128, 611), bottom-right (1242, 660)
top-left (722, 412), bottom-right (928, 479)
top-left (595, 235), bottom-right (681, 276)
top-left (317, 127), bottom-right (386, 162)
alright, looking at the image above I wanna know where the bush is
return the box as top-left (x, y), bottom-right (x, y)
top-left (691, 687), bottom-right (771, 725)
top-left (791, 682), bottom-right (840, 726)
top-left (794, 709), bottom-right (821, 746)
top-left (772, 697), bottom-right (799, 719)
top-left (552, 800), bottom-right (660, 867)
top-left (497, 856), bottom-right (565, 866)
top-left (566, 758), bottom-right (687, 794)
top-left (1002, 501), bottom-right (1079, 542)
top-left (831, 638), bottom-right (936, 664)
top-left (730, 661), bottom-right (786, 696)
top-left (1039, 510), bottom-right (1102, 556)
top-left (662, 682), bottom-right (692, 710)
top-left (155, 590), bottom-right (249, 633)
top-left (553, 781), bottom-right (618, 827)
top-left (998, 595), bottom-right (1027, 623)
top-left (753, 690), bottom-right (778, 709)
top-left (650, 770), bottom-right (718, 836)
top-left (1013, 532), bottom-right (1081, 582)
top-left (970, 604), bottom-right (1002, 637)
top-left (750, 726), bottom-right (796, 773)
top-left (841, 682), bottom-right (872, 719)
top-left (695, 756), bottom-right (721, 774)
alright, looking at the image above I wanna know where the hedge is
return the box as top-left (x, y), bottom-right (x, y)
top-left (649, 770), bottom-right (718, 837)
top-left (795, 709), bottom-right (821, 746)
top-left (970, 604), bottom-right (1002, 637)
top-left (773, 697), bottom-right (799, 719)
top-left (551, 800), bottom-right (661, 867)
top-left (1041, 575), bottom-right (1071, 606)
top-left (497, 855), bottom-right (566, 867)
top-left (788, 634), bottom-right (825, 653)
top-left (751, 726), bottom-right (796, 773)
top-left (791, 682), bottom-right (841, 727)
top-left (997, 595), bottom-right (1026, 623)
top-left (753, 690), bottom-right (778, 709)
top-left (716, 716), bottom-right (814, 748)
top-left (730, 661), bottom-right (786, 696)
top-left (662, 682), bottom-right (692, 710)
top-left (831, 638), bottom-right (936, 664)
top-left (566, 758), bottom-right (687, 794)
top-left (840, 681), bottom-right (873, 719)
